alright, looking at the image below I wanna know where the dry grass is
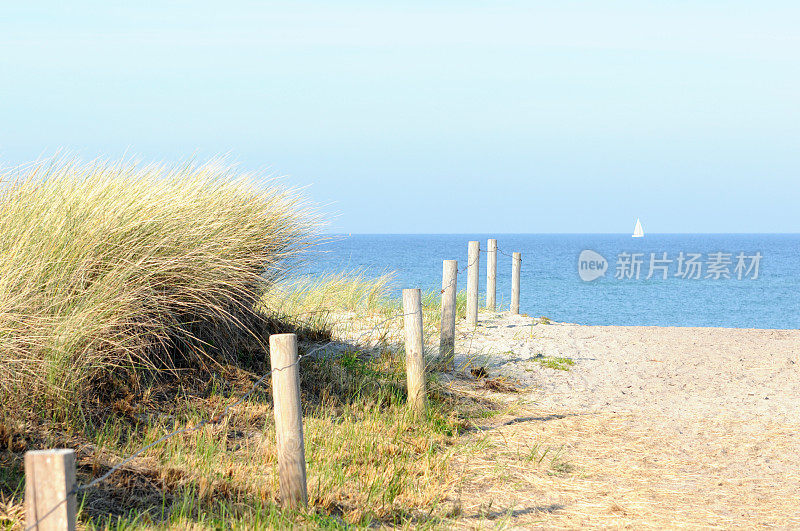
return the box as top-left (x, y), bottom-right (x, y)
top-left (0, 267), bottom-right (495, 529)
top-left (448, 405), bottom-right (800, 529)
top-left (0, 343), bottom-right (486, 530)
top-left (261, 269), bottom-right (469, 366)
top-left (0, 157), bottom-right (317, 426)
top-left (262, 269), bottom-right (468, 325)
top-left (0, 157), bottom-right (509, 529)
top-left (9, 164), bottom-right (793, 530)
top-left (263, 269), bottom-right (397, 316)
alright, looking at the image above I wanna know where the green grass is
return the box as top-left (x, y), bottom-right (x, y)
top-left (1, 262), bottom-right (487, 528)
top-left (61, 347), bottom-right (475, 528)
top-left (531, 355), bottom-right (574, 371)
top-left (60, 326), bottom-right (478, 528)
top-left (522, 443), bottom-right (573, 477)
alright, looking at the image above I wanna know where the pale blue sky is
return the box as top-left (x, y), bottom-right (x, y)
top-left (1, 1), bottom-right (798, 233)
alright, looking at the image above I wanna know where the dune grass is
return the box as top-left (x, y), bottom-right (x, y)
top-left (1, 271), bottom-right (487, 529)
top-left (0, 157), bottom-right (317, 427)
top-left (0, 158), bottom-right (492, 529)
top-left (261, 269), bottom-right (469, 352)
top-left (263, 269), bottom-right (397, 315)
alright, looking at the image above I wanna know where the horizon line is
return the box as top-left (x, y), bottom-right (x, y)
top-left (321, 232), bottom-right (800, 236)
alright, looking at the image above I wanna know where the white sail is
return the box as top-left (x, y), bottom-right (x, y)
top-left (632, 218), bottom-right (644, 238)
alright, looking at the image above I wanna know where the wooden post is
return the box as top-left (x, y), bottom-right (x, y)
top-left (486, 238), bottom-right (497, 311)
top-left (439, 260), bottom-right (457, 370)
top-left (511, 252), bottom-right (521, 315)
top-left (466, 240), bottom-right (480, 326)
top-left (269, 333), bottom-right (308, 509)
top-left (25, 449), bottom-right (76, 531)
top-left (403, 288), bottom-right (426, 416)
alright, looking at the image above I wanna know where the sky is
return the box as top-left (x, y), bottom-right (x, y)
top-left (1, 1), bottom-right (798, 233)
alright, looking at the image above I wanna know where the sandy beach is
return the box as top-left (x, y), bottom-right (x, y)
top-left (449, 313), bottom-right (800, 528)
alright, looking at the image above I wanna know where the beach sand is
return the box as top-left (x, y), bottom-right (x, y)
top-left (447, 313), bottom-right (800, 528)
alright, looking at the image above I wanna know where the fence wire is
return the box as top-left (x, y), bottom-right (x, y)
top-left (439, 252), bottom-right (479, 294)
top-left (25, 243), bottom-right (522, 530)
top-left (24, 309), bottom-right (421, 531)
top-left (496, 246), bottom-right (521, 261)
top-left (439, 245), bottom-right (521, 296)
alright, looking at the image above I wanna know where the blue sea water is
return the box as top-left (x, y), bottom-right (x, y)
top-left (300, 234), bottom-right (800, 329)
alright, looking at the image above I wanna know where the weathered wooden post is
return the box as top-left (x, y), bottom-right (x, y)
top-left (486, 238), bottom-right (497, 311)
top-left (403, 288), bottom-right (426, 416)
top-left (25, 449), bottom-right (77, 531)
top-left (440, 260), bottom-right (458, 369)
top-left (511, 252), bottom-right (521, 315)
top-left (269, 333), bottom-right (308, 509)
top-left (466, 241), bottom-right (480, 326)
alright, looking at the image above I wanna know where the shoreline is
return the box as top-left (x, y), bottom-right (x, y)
top-left (532, 320), bottom-right (799, 331)
top-left (460, 313), bottom-right (800, 418)
top-left (500, 312), bottom-right (799, 331)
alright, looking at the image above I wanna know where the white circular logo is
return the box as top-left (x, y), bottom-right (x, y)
top-left (578, 250), bottom-right (607, 281)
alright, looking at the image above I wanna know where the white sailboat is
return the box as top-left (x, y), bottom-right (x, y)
top-left (632, 218), bottom-right (644, 238)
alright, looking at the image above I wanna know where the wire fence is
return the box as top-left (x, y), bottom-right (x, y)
top-left (496, 246), bottom-right (520, 261)
top-left (23, 310), bottom-right (425, 530)
top-left (440, 253), bottom-right (476, 294)
top-left (439, 243), bottom-right (517, 295)
top-left (23, 239), bottom-right (522, 530)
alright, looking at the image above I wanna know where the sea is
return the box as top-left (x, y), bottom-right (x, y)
top-left (299, 234), bottom-right (800, 329)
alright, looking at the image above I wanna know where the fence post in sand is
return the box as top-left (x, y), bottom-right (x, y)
top-left (25, 449), bottom-right (77, 531)
top-left (486, 238), bottom-right (497, 311)
top-left (440, 260), bottom-right (458, 370)
top-left (403, 288), bottom-right (426, 417)
top-left (511, 252), bottom-right (521, 315)
top-left (269, 333), bottom-right (308, 509)
top-left (466, 240), bottom-right (480, 326)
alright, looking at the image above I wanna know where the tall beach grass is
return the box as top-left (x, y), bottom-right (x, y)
top-left (0, 157), bottom-right (317, 424)
top-left (261, 269), bottom-right (469, 353)
top-left (0, 158), bottom-right (508, 529)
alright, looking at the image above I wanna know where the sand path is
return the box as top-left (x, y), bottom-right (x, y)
top-left (449, 314), bottom-right (800, 529)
